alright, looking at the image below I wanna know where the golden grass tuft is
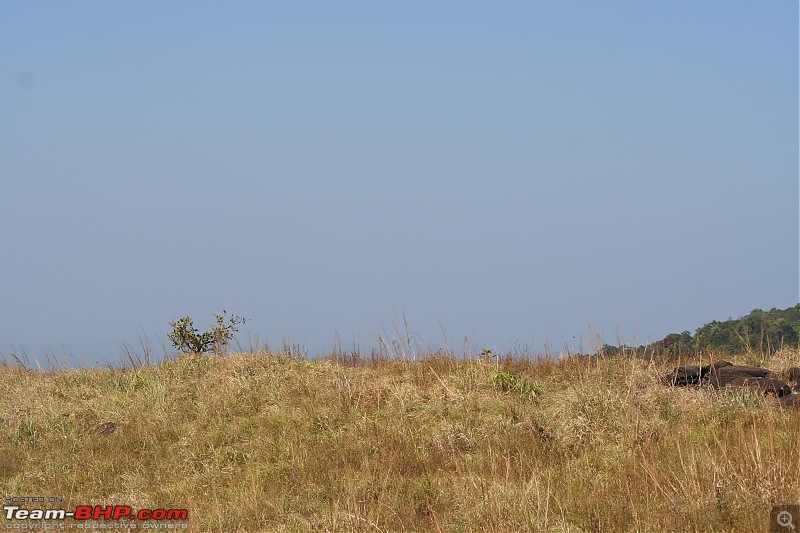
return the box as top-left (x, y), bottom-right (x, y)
top-left (1, 349), bottom-right (798, 531)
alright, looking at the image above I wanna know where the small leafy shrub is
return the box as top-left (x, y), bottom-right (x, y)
top-left (493, 371), bottom-right (542, 399)
top-left (168, 310), bottom-right (247, 355)
top-left (480, 348), bottom-right (497, 359)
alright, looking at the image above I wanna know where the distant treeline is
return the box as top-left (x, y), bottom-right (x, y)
top-left (602, 304), bottom-right (800, 358)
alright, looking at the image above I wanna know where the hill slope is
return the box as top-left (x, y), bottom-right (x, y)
top-left (601, 303), bottom-right (800, 358)
top-left (1, 349), bottom-right (799, 531)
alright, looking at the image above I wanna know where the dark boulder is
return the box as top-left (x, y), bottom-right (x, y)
top-left (764, 378), bottom-right (793, 397)
top-left (721, 377), bottom-right (792, 397)
top-left (706, 361), bottom-right (734, 374)
top-left (664, 361), bottom-right (733, 386)
top-left (665, 360), bottom-right (799, 404)
top-left (664, 365), bottom-right (702, 386)
top-left (778, 394), bottom-right (800, 409)
top-left (706, 365), bottom-right (773, 389)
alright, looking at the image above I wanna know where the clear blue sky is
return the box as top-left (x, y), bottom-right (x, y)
top-left (1, 2), bottom-right (797, 365)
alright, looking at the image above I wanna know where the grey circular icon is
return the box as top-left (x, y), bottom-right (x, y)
top-left (777, 510), bottom-right (796, 530)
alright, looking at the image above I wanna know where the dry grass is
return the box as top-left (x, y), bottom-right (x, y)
top-left (1, 348), bottom-right (798, 532)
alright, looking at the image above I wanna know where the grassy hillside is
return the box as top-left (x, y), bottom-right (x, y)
top-left (1, 348), bottom-right (799, 532)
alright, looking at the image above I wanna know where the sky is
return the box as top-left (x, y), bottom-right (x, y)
top-left (1, 2), bottom-right (798, 366)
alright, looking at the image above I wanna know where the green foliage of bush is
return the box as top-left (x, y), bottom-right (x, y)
top-left (493, 371), bottom-right (542, 399)
top-left (167, 310), bottom-right (247, 355)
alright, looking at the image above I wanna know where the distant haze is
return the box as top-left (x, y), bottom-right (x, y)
top-left (1, 2), bottom-right (797, 366)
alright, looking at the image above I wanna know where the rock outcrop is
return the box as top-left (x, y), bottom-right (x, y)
top-left (662, 361), bottom-right (732, 386)
top-left (665, 360), bottom-right (800, 408)
top-left (779, 394), bottom-right (800, 409)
